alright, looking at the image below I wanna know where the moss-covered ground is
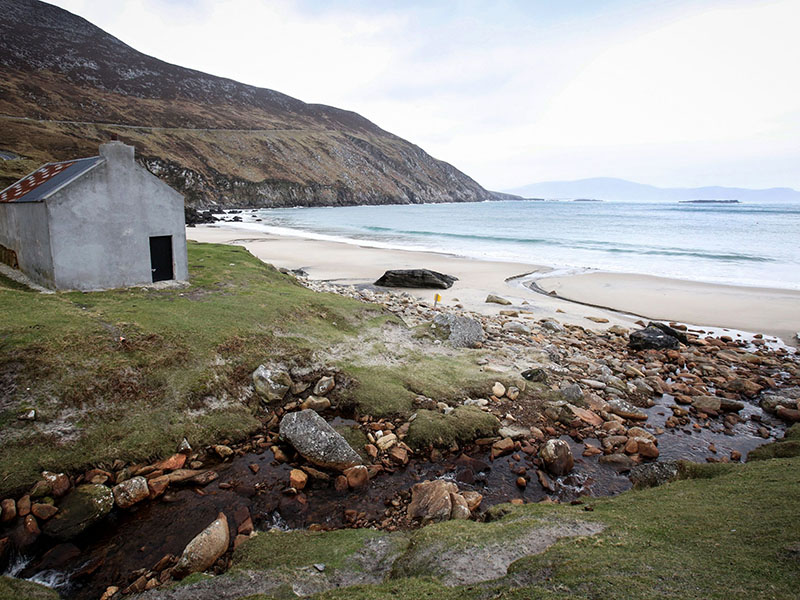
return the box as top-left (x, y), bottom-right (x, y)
top-left (229, 455), bottom-right (800, 600)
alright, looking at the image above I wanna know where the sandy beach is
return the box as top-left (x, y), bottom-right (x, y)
top-left (187, 224), bottom-right (800, 347)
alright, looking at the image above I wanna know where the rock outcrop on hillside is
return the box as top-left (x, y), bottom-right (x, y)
top-left (0, 0), bottom-right (492, 207)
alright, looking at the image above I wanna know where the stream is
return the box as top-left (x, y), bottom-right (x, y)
top-left (2, 401), bottom-right (786, 599)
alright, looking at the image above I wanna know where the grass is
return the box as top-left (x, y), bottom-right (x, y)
top-left (0, 577), bottom-right (60, 600)
top-left (219, 455), bottom-right (800, 600)
top-left (405, 406), bottom-right (500, 450)
top-left (0, 241), bottom-right (382, 495)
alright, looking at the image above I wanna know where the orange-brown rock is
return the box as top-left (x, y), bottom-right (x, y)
top-left (344, 465), bottom-right (369, 489)
top-left (408, 480), bottom-right (458, 523)
top-left (289, 469), bottom-right (308, 490)
top-left (156, 454), bottom-right (187, 471)
top-left (31, 503), bottom-right (59, 520)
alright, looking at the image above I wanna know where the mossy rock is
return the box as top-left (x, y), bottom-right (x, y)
top-left (42, 484), bottom-right (114, 541)
top-left (747, 439), bottom-right (800, 462)
top-left (0, 576), bottom-right (60, 600)
top-left (406, 406), bottom-right (499, 450)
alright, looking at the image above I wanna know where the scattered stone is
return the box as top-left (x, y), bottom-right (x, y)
top-left (1, 499), bottom-right (16, 522)
top-left (178, 438), bottom-right (193, 453)
top-left (408, 480), bottom-right (458, 523)
top-left (31, 472), bottom-right (71, 498)
top-left (492, 437), bottom-right (515, 457)
top-left (503, 321), bottom-right (530, 334)
top-left (43, 484), bottom-right (114, 541)
top-left (560, 383), bottom-right (584, 403)
top-left (252, 365), bottom-right (292, 401)
top-left (388, 446), bottom-right (409, 464)
top-left (289, 469), bottom-right (308, 490)
top-left (692, 396), bottom-right (721, 413)
top-left (376, 433), bottom-right (398, 451)
top-left (313, 376), bottom-right (336, 396)
top-left (598, 453), bottom-right (636, 471)
top-left (156, 454), bottom-right (187, 471)
top-left (498, 425), bottom-right (529, 440)
top-left (301, 396), bottom-right (332, 412)
top-left (375, 269), bottom-right (457, 289)
top-left (585, 316), bottom-right (609, 323)
top-left (112, 476), bottom-right (150, 509)
top-left (760, 395), bottom-right (796, 414)
top-left (24, 514), bottom-right (40, 536)
top-left (506, 386), bottom-right (520, 401)
top-left (539, 439), bottom-right (574, 476)
top-left (541, 320), bottom-right (565, 333)
top-left (279, 411), bottom-right (364, 471)
top-left (172, 512), bottom-right (230, 579)
top-left (17, 495), bottom-right (31, 517)
top-left (608, 325), bottom-right (629, 335)
top-left (461, 491), bottom-right (483, 511)
top-left (607, 398), bottom-right (648, 420)
top-left (344, 465), bottom-right (370, 489)
top-left (212, 445), bottom-right (234, 459)
top-left (492, 381), bottom-right (507, 397)
top-left (486, 294), bottom-right (512, 305)
top-left (777, 407), bottom-right (800, 422)
top-left (648, 321), bottom-right (689, 344)
top-left (521, 367), bottom-right (548, 383)
top-left (30, 503), bottom-right (58, 520)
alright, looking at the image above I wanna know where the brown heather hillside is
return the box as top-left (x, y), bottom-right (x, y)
top-left (0, 0), bottom-right (492, 207)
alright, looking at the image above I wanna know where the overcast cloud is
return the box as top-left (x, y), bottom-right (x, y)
top-left (47, 0), bottom-right (800, 190)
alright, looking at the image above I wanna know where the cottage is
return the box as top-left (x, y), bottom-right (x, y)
top-left (0, 141), bottom-right (188, 290)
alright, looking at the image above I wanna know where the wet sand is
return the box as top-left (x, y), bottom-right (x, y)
top-left (187, 224), bottom-right (800, 347)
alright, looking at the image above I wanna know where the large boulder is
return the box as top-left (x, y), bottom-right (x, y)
top-left (628, 461), bottom-right (680, 489)
top-left (252, 365), bottom-right (292, 402)
top-left (112, 476), bottom-right (150, 509)
top-left (172, 512), bottom-right (230, 579)
top-left (375, 269), bottom-right (457, 289)
top-left (607, 398), bottom-right (648, 420)
top-left (42, 484), bottom-right (113, 541)
top-left (628, 326), bottom-right (680, 351)
top-left (539, 439), bottom-right (574, 476)
top-left (648, 321), bottom-right (689, 344)
top-left (279, 409), bottom-right (363, 471)
top-left (433, 313), bottom-right (485, 348)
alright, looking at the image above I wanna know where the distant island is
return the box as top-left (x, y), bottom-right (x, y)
top-left (679, 199), bottom-right (740, 204)
top-left (573, 198), bottom-right (603, 202)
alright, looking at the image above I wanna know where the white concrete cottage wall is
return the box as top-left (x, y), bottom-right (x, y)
top-left (46, 142), bottom-right (188, 290)
top-left (0, 201), bottom-right (55, 288)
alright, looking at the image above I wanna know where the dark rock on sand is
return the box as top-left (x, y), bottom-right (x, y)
top-left (648, 321), bottom-right (689, 344)
top-left (629, 326), bottom-right (680, 351)
top-left (375, 269), bottom-right (457, 289)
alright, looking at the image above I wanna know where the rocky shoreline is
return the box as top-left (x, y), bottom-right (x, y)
top-left (2, 274), bottom-right (799, 599)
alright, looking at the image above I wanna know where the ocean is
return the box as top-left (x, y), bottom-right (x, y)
top-left (218, 200), bottom-right (800, 290)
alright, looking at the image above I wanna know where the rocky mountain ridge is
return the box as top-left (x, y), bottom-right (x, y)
top-left (0, 0), bottom-right (492, 207)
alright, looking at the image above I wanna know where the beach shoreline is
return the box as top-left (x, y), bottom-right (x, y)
top-left (186, 224), bottom-right (800, 348)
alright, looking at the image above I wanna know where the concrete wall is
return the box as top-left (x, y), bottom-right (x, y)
top-left (47, 141), bottom-right (188, 290)
top-left (0, 201), bottom-right (55, 287)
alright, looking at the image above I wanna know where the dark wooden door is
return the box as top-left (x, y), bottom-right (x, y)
top-left (149, 236), bottom-right (174, 282)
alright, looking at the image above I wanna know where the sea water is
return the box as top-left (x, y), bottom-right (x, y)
top-left (218, 200), bottom-right (800, 290)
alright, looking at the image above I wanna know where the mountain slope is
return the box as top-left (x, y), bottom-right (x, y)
top-left (0, 0), bottom-right (492, 207)
top-left (508, 177), bottom-right (800, 202)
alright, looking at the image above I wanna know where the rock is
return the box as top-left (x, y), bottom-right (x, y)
top-left (506, 386), bottom-right (520, 401)
top-left (629, 326), bottom-right (680, 351)
top-left (607, 398), bottom-right (648, 420)
top-left (598, 453), bottom-right (636, 471)
top-left (627, 426), bottom-right (656, 442)
top-left (17, 495), bottom-right (31, 517)
top-left (156, 454), bottom-right (187, 471)
top-left (492, 381), bottom-right (506, 397)
top-left (344, 465), bottom-right (370, 489)
top-left (178, 437), bottom-right (193, 453)
top-left (301, 396), bottom-right (331, 412)
top-left (719, 398), bottom-right (745, 413)
top-left (637, 440), bottom-right (660, 458)
top-left (148, 475), bottom-right (170, 499)
top-left (212, 445), bottom-right (234, 459)
top-left (388, 446), bottom-right (409, 464)
top-left (17, 409), bottom-right (35, 421)
top-left (289, 469), bottom-right (308, 490)
top-left (1, 499), bottom-right (16, 522)
top-left (560, 383), bottom-right (584, 403)
top-left (408, 480), bottom-right (458, 523)
top-left (521, 367), bottom-right (548, 383)
top-left (252, 365), bottom-right (292, 401)
top-left (692, 396), bottom-right (721, 413)
top-left (760, 395), bottom-right (796, 414)
top-left (112, 476), bottom-right (150, 508)
top-left (24, 514), bottom-right (40, 536)
top-left (375, 269), bottom-right (457, 289)
top-left (172, 512), bottom-right (230, 579)
top-left (586, 316), bottom-right (609, 323)
top-left (42, 484), bottom-right (114, 541)
top-left (566, 404), bottom-right (603, 427)
top-left (777, 407), bottom-right (800, 422)
top-left (461, 491), bottom-right (483, 511)
top-left (334, 475), bottom-right (349, 492)
top-left (313, 376), bottom-right (336, 396)
top-left (502, 321), bottom-right (530, 334)
top-left (376, 432), bottom-right (398, 451)
top-left (31, 471), bottom-right (71, 498)
top-left (165, 469), bottom-right (218, 486)
top-left (539, 439), bottom-right (574, 476)
top-left (541, 320), bottom-right (565, 333)
top-left (648, 321), bottom-right (689, 344)
top-left (608, 325), bottom-right (629, 336)
top-left (498, 425), bottom-right (529, 440)
top-left (432, 313), bottom-right (485, 348)
top-left (449, 493), bottom-right (471, 520)
top-left (30, 503), bottom-right (58, 520)
top-left (279, 410), bottom-right (362, 471)
top-left (486, 294), bottom-right (512, 305)
top-left (492, 437), bottom-right (515, 456)
top-left (628, 461), bottom-right (679, 489)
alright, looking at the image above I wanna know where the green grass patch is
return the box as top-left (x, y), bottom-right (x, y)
top-left (0, 576), bottom-right (59, 600)
top-left (405, 406), bottom-right (499, 450)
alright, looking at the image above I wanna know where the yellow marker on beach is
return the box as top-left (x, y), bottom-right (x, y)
top-left (434, 293), bottom-right (442, 307)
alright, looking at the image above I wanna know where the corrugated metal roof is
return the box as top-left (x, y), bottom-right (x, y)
top-left (0, 156), bottom-right (104, 203)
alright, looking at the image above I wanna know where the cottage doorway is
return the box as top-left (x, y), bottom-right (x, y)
top-left (149, 236), bottom-right (174, 282)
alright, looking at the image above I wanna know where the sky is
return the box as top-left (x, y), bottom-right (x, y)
top-left (47, 0), bottom-right (800, 191)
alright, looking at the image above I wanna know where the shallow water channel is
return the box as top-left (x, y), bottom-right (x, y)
top-left (5, 403), bottom-right (784, 599)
